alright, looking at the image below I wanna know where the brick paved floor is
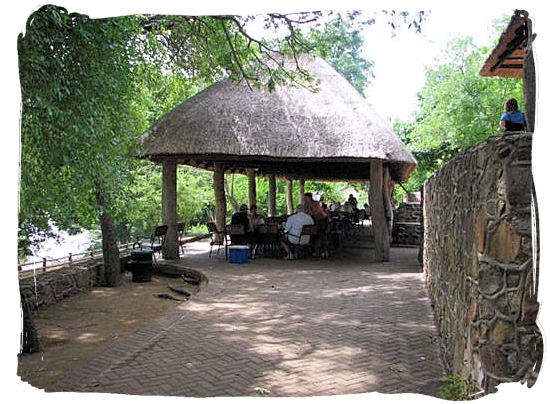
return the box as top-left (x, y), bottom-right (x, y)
top-left (49, 240), bottom-right (445, 397)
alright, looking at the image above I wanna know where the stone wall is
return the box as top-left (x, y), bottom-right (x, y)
top-left (20, 256), bottom-right (129, 311)
top-left (392, 202), bottom-right (422, 245)
top-left (423, 133), bottom-right (542, 393)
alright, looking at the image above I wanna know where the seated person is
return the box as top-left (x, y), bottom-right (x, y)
top-left (248, 205), bottom-right (265, 231)
top-left (280, 205), bottom-right (314, 259)
top-left (248, 205), bottom-right (265, 257)
top-left (303, 192), bottom-right (328, 222)
top-left (347, 194), bottom-right (358, 209)
top-left (329, 201), bottom-right (341, 212)
top-left (230, 204), bottom-right (251, 245)
top-left (500, 98), bottom-right (526, 132)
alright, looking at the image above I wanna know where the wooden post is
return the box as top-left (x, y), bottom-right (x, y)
top-left (247, 169), bottom-right (257, 208)
top-left (213, 163), bottom-right (227, 241)
top-left (524, 17), bottom-right (536, 132)
top-left (268, 175), bottom-right (276, 217)
top-left (286, 179), bottom-right (294, 215)
top-left (162, 160), bottom-right (179, 259)
top-left (299, 179), bottom-right (305, 205)
top-left (369, 161), bottom-right (390, 261)
top-left (383, 166), bottom-right (394, 237)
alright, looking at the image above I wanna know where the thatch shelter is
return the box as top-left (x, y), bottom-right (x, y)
top-left (141, 55), bottom-right (416, 262)
top-left (480, 9), bottom-right (535, 131)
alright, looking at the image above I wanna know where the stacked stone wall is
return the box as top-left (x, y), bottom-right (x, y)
top-left (392, 203), bottom-right (422, 245)
top-left (19, 256), bottom-right (129, 311)
top-left (423, 133), bottom-right (542, 393)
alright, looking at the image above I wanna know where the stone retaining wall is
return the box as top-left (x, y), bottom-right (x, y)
top-left (20, 256), bottom-right (129, 311)
top-left (392, 203), bottom-right (422, 245)
top-left (423, 133), bottom-right (542, 393)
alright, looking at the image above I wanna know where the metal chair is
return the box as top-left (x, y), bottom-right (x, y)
top-left (206, 222), bottom-right (226, 258)
top-left (287, 224), bottom-right (316, 259)
top-left (139, 225), bottom-right (168, 262)
top-left (177, 222), bottom-right (186, 256)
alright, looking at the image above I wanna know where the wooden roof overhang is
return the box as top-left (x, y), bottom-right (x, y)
top-left (146, 153), bottom-right (413, 183)
top-left (480, 10), bottom-right (529, 78)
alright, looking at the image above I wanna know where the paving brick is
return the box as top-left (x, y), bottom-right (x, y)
top-left (51, 240), bottom-right (445, 397)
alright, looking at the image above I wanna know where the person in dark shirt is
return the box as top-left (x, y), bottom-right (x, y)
top-left (230, 204), bottom-right (251, 245)
top-left (500, 98), bottom-right (526, 132)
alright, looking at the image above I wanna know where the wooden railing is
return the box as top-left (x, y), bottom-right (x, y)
top-left (18, 242), bottom-right (135, 276)
top-left (17, 234), bottom-right (210, 277)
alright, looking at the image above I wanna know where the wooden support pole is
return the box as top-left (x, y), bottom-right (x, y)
top-left (369, 161), bottom-right (390, 261)
top-left (299, 179), bottom-right (305, 205)
top-left (524, 17), bottom-right (536, 132)
top-left (247, 169), bottom-right (257, 208)
top-left (162, 160), bottom-right (179, 259)
top-left (268, 175), bottom-right (276, 217)
top-left (286, 179), bottom-right (294, 215)
top-left (213, 163), bottom-right (227, 241)
top-left (383, 166), bottom-right (394, 237)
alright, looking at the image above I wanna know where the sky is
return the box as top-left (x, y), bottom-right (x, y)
top-left (362, 7), bottom-right (513, 121)
top-left (2, 1), bottom-right (549, 403)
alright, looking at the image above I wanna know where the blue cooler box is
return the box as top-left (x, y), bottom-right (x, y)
top-left (228, 245), bottom-right (249, 263)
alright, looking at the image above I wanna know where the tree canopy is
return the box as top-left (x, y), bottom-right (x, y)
top-left (393, 31), bottom-right (523, 200)
top-left (18, 5), bottom-right (427, 269)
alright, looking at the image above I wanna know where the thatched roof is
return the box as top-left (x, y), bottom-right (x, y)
top-left (480, 10), bottom-right (529, 78)
top-left (141, 55), bottom-right (416, 182)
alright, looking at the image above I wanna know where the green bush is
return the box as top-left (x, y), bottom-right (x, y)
top-left (437, 375), bottom-right (472, 401)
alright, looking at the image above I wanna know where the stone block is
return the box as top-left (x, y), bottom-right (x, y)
top-left (491, 318), bottom-right (515, 345)
top-left (520, 298), bottom-right (539, 325)
top-left (505, 166), bottom-right (533, 207)
top-left (480, 344), bottom-right (511, 377)
top-left (475, 208), bottom-right (487, 253)
top-left (479, 299), bottom-right (495, 321)
top-left (486, 221), bottom-right (521, 263)
top-left (479, 262), bottom-right (503, 296)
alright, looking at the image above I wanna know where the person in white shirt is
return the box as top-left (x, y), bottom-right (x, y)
top-left (280, 205), bottom-right (314, 259)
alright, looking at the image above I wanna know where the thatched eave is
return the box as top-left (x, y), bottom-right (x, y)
top-left (480, 10), bottom-right (529, 78)
top-left (141, 56), bottom-right (417, 183)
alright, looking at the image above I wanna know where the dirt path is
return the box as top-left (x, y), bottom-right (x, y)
top-left (17, 271), bottom-right (195, 391)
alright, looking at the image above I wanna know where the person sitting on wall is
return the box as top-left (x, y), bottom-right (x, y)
top-left (280, 205), bottom-right (314, 260)
top-left (230, 204), bottom-right (251, 245)
top-left (499, 98), bottom-right (527, 132)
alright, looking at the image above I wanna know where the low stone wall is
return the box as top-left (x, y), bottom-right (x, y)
top-left (392, 203), bottom-right (422, 245)
top-left (395, 202), bottom-right (422, 222)
top-left (20, 256), bottom-right (129, 311)
top-left (423, 133), bottom-right (542, 393)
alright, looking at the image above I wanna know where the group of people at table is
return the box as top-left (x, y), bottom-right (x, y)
top-left (226, 193), bottom-right (368, 260)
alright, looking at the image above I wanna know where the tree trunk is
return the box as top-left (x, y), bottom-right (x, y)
top-left (213, 163), bottom-right (227, 241)
top-left (369, 161), bottom-right (390, 261)
top-left (162, 160), bottom-right (179, 259)
top-left (21, 299), bottom-right (40, 354)
top-left (247, 169), bottom-right (257, 208)
top-left (99, 209), bottom-right (122, 286)
top-left (95, 184), bottom-right (121, 287)
top-left (524, 17), bottom-right (536, 132)
top-left (268, 175), bottom-right (276, 217)
top-left (286, 179), bottom-right (294, 215)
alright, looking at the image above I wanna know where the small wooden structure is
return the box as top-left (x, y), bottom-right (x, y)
top-left (480, 9), bottom-right (536, 131)
top-left (140, 56), bottom-right (416, 262)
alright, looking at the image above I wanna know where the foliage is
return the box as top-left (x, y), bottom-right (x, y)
top-left (393, 32), bottom-right (523, 201)
top-left (307, 16), bottom-right (373, 94)
top-left (437, 375), bottom-right (472, 401)
top-left (18, 6), bottom-right (144, 255)
top-left (18, 6), bottom-right (428, 259)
